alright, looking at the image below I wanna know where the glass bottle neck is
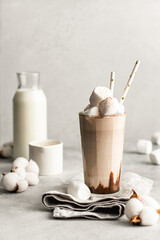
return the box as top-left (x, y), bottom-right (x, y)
top-left (17, 72), bottom-right (40, 90)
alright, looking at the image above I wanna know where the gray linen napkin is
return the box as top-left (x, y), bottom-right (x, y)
top-left (42, 172), bottom-right (153, 220)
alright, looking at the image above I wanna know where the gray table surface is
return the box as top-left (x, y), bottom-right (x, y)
top-left (0, 142), bottom-right (160, 240)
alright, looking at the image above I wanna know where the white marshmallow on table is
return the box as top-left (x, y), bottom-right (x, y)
top-left (136, 139), bottom-right (152, 154)
top-left (83, 106), bottom-right (100, 116)
top-left (150, 148), bottom-right (160, 165)
top-left (89, 86), bottom-right (112, 106)
top-left (99, 97), bottom-right (124, 116)
top-left (67, 179), bottom-right (91, 200)
top-left (151, 131), bottom-right (160, 145)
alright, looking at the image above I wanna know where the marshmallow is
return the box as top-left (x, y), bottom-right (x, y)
top-left (150, 149), bottom-right (160, 165)
top-left (89, 86), bottom-right (112, 106)
top-left (136, 139), bottom-right (152, 154)
top-left (83, 106), bottom-right (100, 116)
top-left (67, 180), bottom-right (91, 200)
top-left (99, 97), bottom-right (124, 116)
top-left (151, 132), bottom-right (160, 145)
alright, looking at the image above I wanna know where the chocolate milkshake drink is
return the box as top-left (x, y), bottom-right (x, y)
top-left (79, 61), bottom-right (140, 194)
top-left (79, 113), bottom-right (126, 194)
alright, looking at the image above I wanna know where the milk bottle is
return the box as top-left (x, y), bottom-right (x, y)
top-left (13, 72), bottom-right (47, 159)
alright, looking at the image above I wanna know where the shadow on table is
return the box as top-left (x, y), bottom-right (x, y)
top-left (118, 217), bottom-right (142, 228)
top-left (124, 150), bottom-right (138, 154)
top-left (0, 157), bottom-right (13, 163)
top-left (0, 186), bottom-right (8, 195)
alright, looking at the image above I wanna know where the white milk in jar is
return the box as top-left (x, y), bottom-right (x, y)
top-left (13, 72), bottom-right (47, 159)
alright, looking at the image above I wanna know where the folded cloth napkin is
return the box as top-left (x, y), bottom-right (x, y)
top-left (42, 172), bottom-right (153, 220)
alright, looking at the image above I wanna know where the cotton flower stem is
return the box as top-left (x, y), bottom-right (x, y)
top-left (156, 209), bottom-right (160, 215)
top-left (13, 184), bottom-right (18, 192)
top-left (130, 215), bottom-right (141, 224)
top-left (11, 166), bottom-right (17, 171)
top-left (131, 189), bottom-right (139, 199)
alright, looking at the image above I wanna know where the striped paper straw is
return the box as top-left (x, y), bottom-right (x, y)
top-left (120, 60), bottom-right (140, 104)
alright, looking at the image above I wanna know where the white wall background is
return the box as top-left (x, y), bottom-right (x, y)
top-left (1, 0), bottom-right (160, 148)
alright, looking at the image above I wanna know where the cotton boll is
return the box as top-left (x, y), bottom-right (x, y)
top-left (25, 172), bottom-right (39, 186)
top-left (26, 159), bottom-right (39, 175)
top-left (12, 167), bottom-right (26, 179)
top-left (16, 179), bottom-right (28, 193)
top-left (3, 141), bottom-right (13, 148)
top-left (89, 86), bottom-right (113, 106)
top-left (140, 206), bottom-right (159, 226)
top-left (139, 195), bottom-right (160, 210)
top-left (2, 172), bottom-right (19, 192)
top-left (13, 157), bottom-right (28, 169)
top-left (0, 145), bottom-right (13, 158)
top-left (125, 198), bottom-right (143, 220)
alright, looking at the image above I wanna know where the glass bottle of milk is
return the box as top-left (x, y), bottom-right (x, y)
top-left (13, 72), bottom-right (47, 159)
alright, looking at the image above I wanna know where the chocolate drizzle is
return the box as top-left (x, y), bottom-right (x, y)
top-left (89, 169), bottom-right (121, 194)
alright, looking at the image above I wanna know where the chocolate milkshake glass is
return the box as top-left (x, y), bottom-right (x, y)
top-left (79, 113), bottom-right (126, 194)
